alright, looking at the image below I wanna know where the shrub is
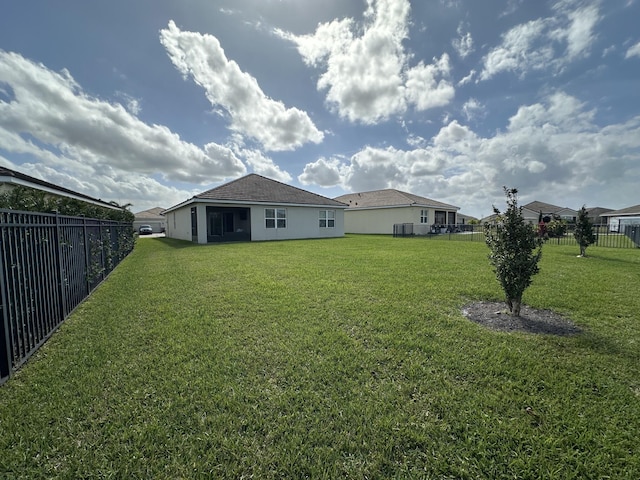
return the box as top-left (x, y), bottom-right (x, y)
top-left (0, 185), bottom-right (134, 223)
top-left (574, 205), bottom-right (596, 257)
top-left (484, 187), bottom-right (543, 316)
top-left (546, 215), bottom-right (567, 238)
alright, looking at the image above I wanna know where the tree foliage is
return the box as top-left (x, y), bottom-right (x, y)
top-left (484, 187), bottom-right (543, 316)
top-left (0, 185), bottom-right (134, 223)
top-left (574, 205), bottom-right (596, 257)
top-left (546, 215), bottom-right (568, 238)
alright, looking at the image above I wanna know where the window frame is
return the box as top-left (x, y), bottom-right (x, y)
top-left (420, 209), bottom-right (429, 224)
top-left (265, 208), bottom-right (287, 229)
top-left (319, 210), bottom-right (335, 228)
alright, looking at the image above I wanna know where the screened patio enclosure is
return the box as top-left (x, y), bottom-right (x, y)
top-left (205, 206), bottom-right (251, 242)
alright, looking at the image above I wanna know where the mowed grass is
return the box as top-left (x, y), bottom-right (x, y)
top-left (1, 235), bottom-right (639, 479)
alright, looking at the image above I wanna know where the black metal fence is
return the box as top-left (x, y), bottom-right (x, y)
top-left (393, 223), bottom-right (640, 249)
top-left (0, 210), bottom-right (134, 385)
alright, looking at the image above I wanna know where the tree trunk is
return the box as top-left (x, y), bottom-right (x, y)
top-left (509, 297), bottom-right (522, 316)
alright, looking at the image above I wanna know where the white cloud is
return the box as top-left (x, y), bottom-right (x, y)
top-left (160, 21), bottom-right (323, 151)
top-left (461, 98), bottom-right (485, 122)
top-left (625, 41), bottom-right (640, 58)
top-left (500, 0), bottom-right (524, 18)
top-left (552, 2), bottom-right (600, 60)
top-left (278, 0), bottom-right (454, 124)
top-left (304, 92), bottom-right (640, 218)
top-left (116, 91), bottom-right (142, 115)
top-left (0, 49), bottom-right (247, 209)
top-left (233, 146), bottom-right (292, 183)
top-left (452, 24), bottom-right (474, 58)
top-left (406, 133), bottom-right (427, 148)
top-left (481, 1), bottom-right (601, 80)
top-left (457, 69), bottom-right (476, 86)
top-left (298, 156), bottom-right (344, 187)
top-left (480, 19), bottom-right (553, 80)
top-left (405, 54), bottom-right (455, 111)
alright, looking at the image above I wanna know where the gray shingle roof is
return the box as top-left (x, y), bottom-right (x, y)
top-left (0, 165), bottom-right (119, 210)
top-left (194, 174), bottom-right (347, 207)
top-left (134, 207), bottom-right (166, 219)
top-left (334, 189), bottom-right (458, 210)
top-left (600, 204), bottom-right (640, 216)
top-left (523, 201), bottom-right (570, 214)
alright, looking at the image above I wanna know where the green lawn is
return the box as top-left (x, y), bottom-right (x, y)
top-left (1, 236), bottom-right (639, 479)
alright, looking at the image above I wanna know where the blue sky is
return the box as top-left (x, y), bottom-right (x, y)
top-left (1, 0), bottom-right (639, 219)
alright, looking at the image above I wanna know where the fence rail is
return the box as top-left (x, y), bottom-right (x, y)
top-left (393, 223), bottom-right (640, 249)
top-left (0, 210), bottom-right (134, 385)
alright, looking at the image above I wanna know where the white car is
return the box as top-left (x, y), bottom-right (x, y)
top-left (138, 225), bottom-right (153, 235)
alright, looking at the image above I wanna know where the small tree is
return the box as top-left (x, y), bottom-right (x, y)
top-left (546, 215), bottom-right (567, 238)
top-left (574, 205), bottom-right (596, 257)
top-left (485, 187), bottom-right (543, 316)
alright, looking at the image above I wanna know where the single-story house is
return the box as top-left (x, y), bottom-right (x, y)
top-left (599, 204), bottom-right (640, 232)
top-left (163, 174), bottom-right (348, 244)
top-left (482, 200), bottom-right (578, 224)
top-left (0, 165), bottom-right (122, 211)
top-left (523, 201), bottom-right (578, 223)
top-left (333, 189), bottom-right (459, 235)
top-left (134, 207), bottom-right (166, 233)
top-left (585, 207), bottom-right (613, 225)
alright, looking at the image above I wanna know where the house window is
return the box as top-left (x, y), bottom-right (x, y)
top-left (420, 209), bottom-right (429, 224)
top-left (319, 210), bottom-right (335, 228)
top-left (265, 208), bottom-right (286, 229)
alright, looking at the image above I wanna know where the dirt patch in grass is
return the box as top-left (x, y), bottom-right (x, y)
top-left (462, 301), bottom-right (581, 336)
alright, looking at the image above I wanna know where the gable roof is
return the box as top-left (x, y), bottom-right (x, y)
top-left (165, 174), bottom-right (347, 212)
top-left (585, 207), bottom-right (613, 218)
top-left (334, 189), bottom-right (458, 210)
top-left (134, 207), bottom-right (166, 220)
top-left (600, 204), bottom-right (640, 217)
top-left (0, 165), bottom-right (120, 210)
top-left (523, 200), bottom-right (576, 215)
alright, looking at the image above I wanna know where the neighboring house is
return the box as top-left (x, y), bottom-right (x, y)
top-left (599, 204), bottom-right (640, 232)
top-left (163, 174), bottom-right (347, 244)
top-left (523, 201), bottom-right (578, 223)
top-left (134, 207), bottom-right (166, 233)
top-left (481, 200), bottom-right (577, 224)
top-left (333, 189), bottom-right (459, 235)
top-left (457, 213), bottom-right (478, 224)
top-left (585, 207), bottom-right (613, 226)
top-left (0, 165), bottom-right (122, 211)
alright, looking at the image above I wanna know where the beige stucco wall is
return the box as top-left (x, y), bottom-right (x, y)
top-left (344, 207), bottom-right (431, 234)
top-left (165, 208), bottom-right (193, 241)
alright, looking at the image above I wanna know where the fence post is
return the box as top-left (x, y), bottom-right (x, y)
top-left (0, 215), bottom-right (12, 383)
top-left (54, 211), bottom-right (68, 318)
top-left (83, 216), bottom-right (90, 296)
top-left (100, 221), bottom-right (106, 282)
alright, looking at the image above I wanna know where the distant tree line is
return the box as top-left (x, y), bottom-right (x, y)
top-left (0, 185), bottom-right (134, 223)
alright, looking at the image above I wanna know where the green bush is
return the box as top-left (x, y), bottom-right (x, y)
top-left (485, 187), bottom-right (543, 316)
top-left (0, 185), bottom-right (134, 223)
top-left (546, 215), bottom-right (567, 237)
top-left (574, 205), bottom-right (596, 256)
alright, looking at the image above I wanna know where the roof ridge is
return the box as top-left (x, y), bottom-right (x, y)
top-left (190, 173), bottom-right (347, 207)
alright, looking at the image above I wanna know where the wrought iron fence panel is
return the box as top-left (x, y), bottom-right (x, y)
top-left (0, 210), bottom-right (133, 384)
top-left (393, 223), bottom-right (640, 249)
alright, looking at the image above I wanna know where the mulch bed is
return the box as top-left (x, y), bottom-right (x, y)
top-left (462, 301), bottom-right (582, 336)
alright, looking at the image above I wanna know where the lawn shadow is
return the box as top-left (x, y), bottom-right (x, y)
top-left (572, 328), bottom-right (638, 362)
top-left (147, 237), bottom-right (197, 249)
